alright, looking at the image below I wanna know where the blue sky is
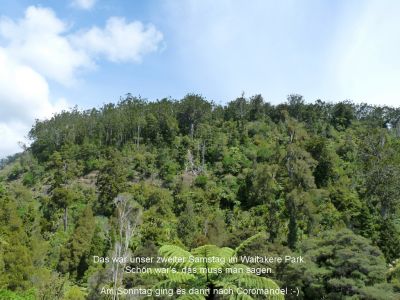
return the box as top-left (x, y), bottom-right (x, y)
top-left (1, 0), bottom-right (400, 158)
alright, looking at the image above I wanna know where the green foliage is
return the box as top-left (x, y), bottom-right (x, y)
top-left (151, 234), bottom-right (284, 300)
top-left (331, 101), bottom-right (355, 130)
top-left (7, 164), bottom-right (24, 181)
top-left (95, 149), bottom-right (127, 216)
top-left (63, 285), bottom-right (86, 300)
top-left (0, 192), bottom-right (33, 291)
top-left (377, 218), bottom-right (400, 263)
top-left (177, 94), bottom-right (212, 137)
top-left (0, 289), bottom-right (36, 300)
top-left (30, 269), bottom-right (66, 300)
top-left (282, 229), bottom-right (394, 299)
top-left (2, 94), bottom-right (400, 298)
top-left (222, 147), bottom-right (250, 175)
top-left (58, 206), bottom-right (96, 281)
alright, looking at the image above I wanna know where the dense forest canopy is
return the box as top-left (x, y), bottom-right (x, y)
top-left (1, 93), bottom-right (400, 299)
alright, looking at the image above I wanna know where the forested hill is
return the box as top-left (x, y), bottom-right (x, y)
top-left (1, 94), bottom-right (400, 299)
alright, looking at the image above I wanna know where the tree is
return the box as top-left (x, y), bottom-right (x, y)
top-left (281, 229), bottom-right (396, 299)
top-left (226, 94), bottom-right (249, 122)
top-left (5, 93), bottom-right (400, 298)
top-left (110, 193), bottom-right (142, 300)
top-left (58, 206), bottom-right (96, 281)
top-left (331, 101), bottom-right (355, 130)
top-left (95, 150), bottom-right (127, 216)
top-left (178, 94), bottom-right (212, 138)
top-left (48, 151), bottom-right (67, 189)
top-left (51, 187), bottom-right (74, 232)
top-left (177, 200), bottom-right (198, 247)
top-left (286, 94), bottom-right (305, 121)
top-left (240, 163), bottom-right (284, 242)
top-left (377, 218), bottom-right (400, 263)
top-left (249, 94), bottom-right (265, 121)
top-left (30, 269), bottom-right (66, 300)
top-left (0, 187), bottom-right (33, 291)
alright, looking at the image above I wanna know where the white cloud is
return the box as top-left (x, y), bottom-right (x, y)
top-left (0, 47), bottom-right (68, 158)
top-left (0, 6), bottom-right (163, 85)
top-left (0, 6), bottom-right (92, 86)
top-left (71, 17), bottom-right (163, 63)
top-left (0, 5), bottom-right (163, 158)
top-left (0, 6), bottom-right (74, 157)
top-left (0, 121), bottom-right (30, 159)
top-left (72, 0), bottom-right (97, 10)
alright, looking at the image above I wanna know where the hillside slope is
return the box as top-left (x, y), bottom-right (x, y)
top-left (1, 94), bottom-right (400, 299)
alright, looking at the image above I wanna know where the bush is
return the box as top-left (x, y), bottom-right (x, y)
top-left (0, 289), bottom-right (36, 300)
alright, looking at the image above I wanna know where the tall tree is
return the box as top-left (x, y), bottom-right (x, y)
top-left (51, 187), bottom-right (74, 232)
top-left (95, 150), bottom-right (127, 216)
top-left (110, 193), bottom-right (142, 300)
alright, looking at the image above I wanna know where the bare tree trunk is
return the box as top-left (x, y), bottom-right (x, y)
top-left (112, 243), bottom-right (121, 300)
top-left (137, 125), bottom-right (140, 148)
top-left (63, 207), bottom-right (68, 232)
top-left (190, 123), bottom-right (194, 139)
top-left (201, 141), bottom-right (206, 169)
top-left (111, 194), bottom-right (142, 300)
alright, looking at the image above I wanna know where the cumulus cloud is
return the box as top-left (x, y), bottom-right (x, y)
top-left (0, 5), bottom-right (163, 158)
top-left (71, 17), bottom-right (163, 63)
top-left (72, 0), bottom-right (97, 10)
top-left (0, 6), bottom-right (92, 86)
top-left (0, 48), bottom-right (49, 123)
top-left (0, 6), bottom-right (163, 85)
top-left (0, 122), bottom-right (30, 159)
top-left (0, 47), bottom-right (68, 157)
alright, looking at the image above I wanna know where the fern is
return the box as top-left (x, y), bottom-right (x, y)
top-left (191, 244), bottom-right (235, 269)
top-left (147, 233), bottom-right (283, 300)
top-left (145, 269), bottom-right (196, 282)
top-left (152, 279), bottom-right (177, 290)
top-left (233, 232), bottom-right (266, 257)
top-left (159, 244), bottom-right (193, 268)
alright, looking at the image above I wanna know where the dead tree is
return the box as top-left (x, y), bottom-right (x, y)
top-left (111, 193), bottom-right (142, 300)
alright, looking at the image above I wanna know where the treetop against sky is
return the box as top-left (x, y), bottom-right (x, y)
top-left (1, 0), bottom-right (400, 158)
